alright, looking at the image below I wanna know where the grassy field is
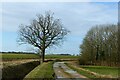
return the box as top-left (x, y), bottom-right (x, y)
top-left (24, 61), bottom-right (54, 79)
top-left (81, 66), bottom-right (119, 78)
top-left (1, 53), bottom-right (78, 61)
top-left (45, 54), bottom-right (79, 60)
top-left (1, 53), bottom-right (78, 68)
top-left (1, 53), bottom-right (40, 60)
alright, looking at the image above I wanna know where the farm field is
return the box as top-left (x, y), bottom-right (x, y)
top-left (2, 59), bottom-right (39, 68)
top-left (45, 54), bottom-right (79, 60)
top-left (1, 53), bottom-right (78, 60)
top-left (1, 53), bottom-right (78, 67)
top-left (1, 53), bottom-right (40, 60)
top-left (0, 53), bottom-right (40, 67)
top-left (1, 53), bottom-right (119, 79)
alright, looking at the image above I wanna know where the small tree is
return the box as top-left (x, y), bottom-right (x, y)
top-left (18, 12), bottom-right (69, 63)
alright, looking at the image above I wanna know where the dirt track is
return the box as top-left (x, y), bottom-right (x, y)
top-left (53, 62), bottom-right (88, 79)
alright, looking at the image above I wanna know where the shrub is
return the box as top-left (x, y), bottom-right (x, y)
top-left (79, 57), bottom-right (88, 65)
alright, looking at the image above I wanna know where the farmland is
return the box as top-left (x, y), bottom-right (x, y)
top-left (1, 53), bottom-right (119, 79)
top-left (2, 2), bottom-right (119, 80)
top-left (45, 54), bottom-right (79, 60)
top-left (0, 53), bottom-right (40, 67)
top-left (1, 53), bottom-right (78, 67)
top-left (1, 53), bottom-right (78, 60)
top-left (1, 53), bottom-right (40, 60)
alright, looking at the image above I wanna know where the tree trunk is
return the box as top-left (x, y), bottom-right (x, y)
top-left (96, 45), bottom-right (99, 61)
top-left (41, 49), bottom-right (45, 63)
top-left (39, 51), bottom-right (41, 64)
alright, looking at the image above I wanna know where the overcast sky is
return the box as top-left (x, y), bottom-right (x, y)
top-left (1, 2), bottom-right (118, 55)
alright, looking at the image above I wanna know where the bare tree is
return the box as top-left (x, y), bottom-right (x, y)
top-left (18, 12), bottom-right (69, 63)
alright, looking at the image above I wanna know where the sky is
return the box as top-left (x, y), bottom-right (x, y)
top-left (0, 2), bottom-right (118, 55)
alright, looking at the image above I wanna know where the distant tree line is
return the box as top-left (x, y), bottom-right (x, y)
top-left (79, 24), bottom-right (118, 66)
top-left (55, 54), bottom-right (71, 56)
top-left (1, 51), bottom-right (36, 54)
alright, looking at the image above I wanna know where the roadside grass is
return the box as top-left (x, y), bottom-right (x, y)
top-left (1, 53), bottom-right (39, 60)
top-left (66, 63), bottom-right (119, 78)
top-left (24, 61), bottom-right (55, 79)
top-left (81, 66), bottom-right (119, 78)
top-left (66, 63), bottom-right (97, 78)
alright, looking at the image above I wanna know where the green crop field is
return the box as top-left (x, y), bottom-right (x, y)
top-left (45, 55), bottom-right (79, 59)
top-left (1, 53), bottom-right (40, 60)
top-left (1, 53), bottom-right (78, 61)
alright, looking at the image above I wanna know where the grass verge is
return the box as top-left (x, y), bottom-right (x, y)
top-left (65, 63), bottom-right (97, 78)
top-left (24, 61), bottom-right (55, 79)
top-left (66, 63), bottom-right (119, 79)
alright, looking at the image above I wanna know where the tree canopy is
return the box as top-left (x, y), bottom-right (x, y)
top-left (79, 24), bottom-right (118, 66)
top-left (18, 12), bottom-right (69, 63)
